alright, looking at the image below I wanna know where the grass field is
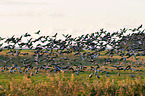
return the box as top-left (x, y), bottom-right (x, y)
top-left (0, 50), bottom-right (145, 96)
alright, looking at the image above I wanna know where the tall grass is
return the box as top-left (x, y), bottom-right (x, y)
top-left (0, 73), bottom-right (144, 96)
top-left (0, 50), bottom-right (145, 95)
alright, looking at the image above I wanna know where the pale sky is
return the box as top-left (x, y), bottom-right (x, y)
top-left (0, 0), bottom-right (145, 38)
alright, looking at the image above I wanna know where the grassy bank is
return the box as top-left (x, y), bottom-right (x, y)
top-left (0, 71), bottom-right (145, 96)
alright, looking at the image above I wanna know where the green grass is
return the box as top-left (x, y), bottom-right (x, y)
top-left (0, 50), bottom-right (145, 95)
top-left (0, 69), bottom-right (145, 96)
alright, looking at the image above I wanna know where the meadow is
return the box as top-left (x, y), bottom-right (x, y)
top-left (0, 50), bottom-right (145, 96)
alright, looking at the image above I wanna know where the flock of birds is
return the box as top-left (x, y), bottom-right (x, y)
top-left (0, 25), bottom-right (145, 78)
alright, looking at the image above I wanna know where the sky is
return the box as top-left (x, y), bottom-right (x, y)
top-left (0, 0), bottom-right (145, 39)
